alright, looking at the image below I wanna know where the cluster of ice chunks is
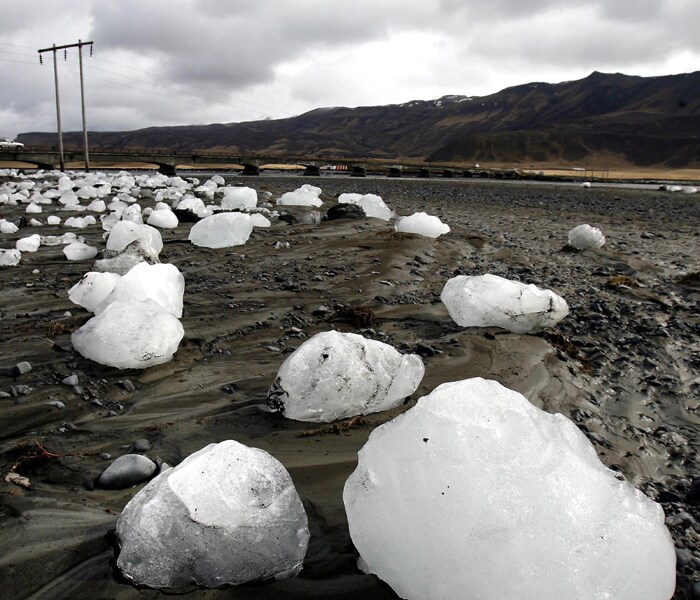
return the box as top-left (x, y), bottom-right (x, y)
top-left (394, 211), bottom-right (450, 238)
top-left (116, 440), bottom-right (309, 588)
top-left (343, 377), bottom-right (677, 600)
top-left (71, 299), bottom-right (184, 369)
top-left (441, 273), bottom-right (569, 333)
top-left (268, 331), bottom-right (425, 422)
top-left (276, 184), bottom-right (323, 207)
top-left (568, 223), bottom-right (606, 250)
top-left (188, 212), bottom-right (254, 248)
top-left (337, 193), bottom-right (393, 220)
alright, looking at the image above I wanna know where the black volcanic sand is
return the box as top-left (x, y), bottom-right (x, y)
top-left (0, 175), bottom-right (699, 599)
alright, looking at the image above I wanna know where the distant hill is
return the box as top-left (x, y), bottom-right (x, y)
top-left (17, 71), bottom-right (700, 168)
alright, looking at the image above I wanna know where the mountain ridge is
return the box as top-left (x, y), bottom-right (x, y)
top-left (17, 71), bottom-right (700, 168)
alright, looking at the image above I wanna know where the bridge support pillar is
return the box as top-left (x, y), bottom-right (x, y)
top-left (418, 168), bottom-right (431, 178)
top-left (388, 167), bottom-right (402, 178)
top-left (303, 164), bottom-right (321, 176)
top-left (33, 162), bottom-right (57, 172)
top-left (242, 163), bottom-right (260, 176)
top-left (157, 163), bottom-right (178, 176)
top-left (442, 169), bottom-right (455, 178)
top-left (350, 165), bottom-right (366, 177)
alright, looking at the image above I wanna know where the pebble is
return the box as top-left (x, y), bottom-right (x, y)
top-left (133, 438), bottom-right (151, 452)
top-left (15, 361), bottom-right (32, 375)
top-left (62, 374), bottom-right (79, 386)
top-left (118, 379), bottom-right (136, 393)
top-left (99, 452), bottom-right (111, 460)
top-left (98, 454), bottom-right (157, 489)
top-left (11, 385), bottom-right (32, 396)
top-left (47, 400), bottom-right (65, 409)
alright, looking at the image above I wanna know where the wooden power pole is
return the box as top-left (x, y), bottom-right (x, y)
top-left (38, 40), bottom-right (94, 172)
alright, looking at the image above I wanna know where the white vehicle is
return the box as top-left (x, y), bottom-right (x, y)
top-left (0, 140), bottom-right (24, 149)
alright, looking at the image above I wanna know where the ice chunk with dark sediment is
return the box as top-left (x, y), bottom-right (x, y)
top-left (343, 377), bottom-right (677, 600)
top-left (440, 273), bottom-right (569, 333)
top-left (93, 239), bottom-right (161, 275)
top-left (338, 193), bottom-right (393, 220)
top-left (116, 440), bottom-right (309, 588)
top-left (268, 330), bottom-right (424, 422)
top-left (567, 223), bottom-right (605, 250)
top-left (188, 212), bottom-right (253, 248)
top-left (106, 221), bottom-right (163, 255)
top-left (71, 299), bottom-right (184, 369)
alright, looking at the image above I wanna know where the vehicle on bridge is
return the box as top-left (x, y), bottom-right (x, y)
top-left (0, 140), bottom-right (24, 149)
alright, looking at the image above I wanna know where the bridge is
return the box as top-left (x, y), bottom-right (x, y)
top-left (0, 146), bottom-right (525, 179)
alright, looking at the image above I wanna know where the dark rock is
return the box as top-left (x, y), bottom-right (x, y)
top-left (98, 454), bottom-right (157, 489)
top-left (133, 438), bottom-right (152, 452)
top-left (687, 479), bottom-right (700, 505)
top-left (325, 203), bottom-right (366, 221)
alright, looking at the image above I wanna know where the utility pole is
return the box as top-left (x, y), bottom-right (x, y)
top-left (38, 40), bottom-right (94, 172)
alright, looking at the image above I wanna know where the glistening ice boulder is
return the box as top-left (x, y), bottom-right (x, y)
top-left (116, 440), bottom-right (309, 588)
top-left (106, 221), bottom-right (163, 255)
top-left (221, 186), bottom-right (257, 210)
top-left (268, 331), bottom-right (424, 422)
top-left (343, 378), bottom-right (676, 600)
top-left (72, 299), bottom-right (184, 369)
top-left (188, 213), bottom-right (253, 248)
top-left (441, 273), bottom-right (569, 333)
top-left (394, 212), bottom-right (450, 238)
top-left (95, 262), bottom-right (184, 318)
top-left (63, 242), bottom-right (98, 261)
top-left (568, 224), bottom-right (605, 250)
top-left (276, 186), bottom-right (323, 207)
top-left (68, 271), bottom-right (122, 312)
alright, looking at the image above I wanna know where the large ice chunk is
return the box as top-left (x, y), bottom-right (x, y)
top-left (394, 212), bottom-right (450, 237)
top-left (277, 186), bottom-right (323, 207)
top-left (268, 331), bottom-right (424, 422)
top-left (68, 271), bottom-right (122, 312)
top-left (441, 273), bottom-right (569, 333)
top-left (63, 242), bottom-right (99, 261)
top-left (93, 239), bottom-right (160, 275)
top-left (188, 213), bottom-right (253, 248)
top-left (568, 224), bottom-right (606, 250)
top-left (221, 186), bottom-right (257, 210)
top-left (15, 234), bottom-right (41, 253)
top-left (344, 377), bottom-right (676, 600)
top-left (338, 193), bottom-right (393, 220)
top-left (116, 440), bottom-right (309, 588)
top-left (106, 221), bottom-right (163, 255)
top-left (72, 299), bottom-right (184, 369)
top-left (146, 208), bottom-right (178, 229)
top-left (95, 262), bottom-right (184, 318)
top-left (0, 249), bottom-right (21, 266)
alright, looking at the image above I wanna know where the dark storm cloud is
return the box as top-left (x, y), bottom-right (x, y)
top-left (0, 0), bottom-right (698, 138)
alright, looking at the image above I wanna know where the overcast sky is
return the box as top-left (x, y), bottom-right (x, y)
top-left (1, 0), bottom-right (698, 139)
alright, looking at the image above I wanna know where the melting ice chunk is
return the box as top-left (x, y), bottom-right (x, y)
top-left (188, 213), bottom-right (253, 248)
top-left (116, 440), bottom-right (309, 588)
top-left (441, 273), bottom-right (569, 333)
top-left (72, 299), bottom-right (184, 369)
top-left (276, 185), bottom-right (323, 207)
top-left (106, 221), bottom-right (163, 255)
top-left (394, 212), bottom-right (450, 237)
top-left (568, 224), bottom-right (605, 250)
top-left (68, 271), bottom-right (122, 312)
top-left (95, 262), bottom-right (184, 318)
top-left (343, 377), bottom-right (676, 600)
top-left (338, 193), bottom-right (393, 220)
top-left (268, 330), bottom-right (424, 422)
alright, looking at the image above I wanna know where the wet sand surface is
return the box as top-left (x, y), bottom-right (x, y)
top-left (0, 176), bottom-right (698, 599)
